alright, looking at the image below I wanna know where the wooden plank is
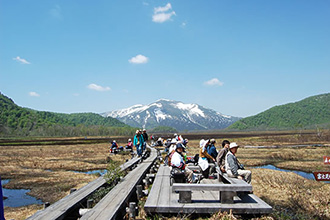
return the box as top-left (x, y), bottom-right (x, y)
top-left (220, 173), bottom-right (250, 185)
top-left (145, 163), bottom-right (272, 215)
top-left (27, 154), bottom-right (141, 220)
top-left (80, 148), bottom-right (157, 220)
top-left (172, 183), bottom-right (252, 192)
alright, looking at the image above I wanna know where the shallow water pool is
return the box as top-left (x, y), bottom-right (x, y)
top-left (1, 179), bottom-right (43, 207)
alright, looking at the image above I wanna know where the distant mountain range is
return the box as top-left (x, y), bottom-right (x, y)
top-left (102, 99), bottom-right (241, 131)
top-left (228, 93), bottom-right (330, 130)
top-left (1, 91), bottom-right (329, 137)
top-left (0, 92), bottom-right (131, 137)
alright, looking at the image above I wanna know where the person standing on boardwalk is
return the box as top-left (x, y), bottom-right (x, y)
top-left (142, 129), bottom-right (148, 151)
top-left (225, 142), bottom-right (251, 183)
top-left (133, 130), bottom-right (144, 157)
top-left (216, 140), bottom-right (230, 173)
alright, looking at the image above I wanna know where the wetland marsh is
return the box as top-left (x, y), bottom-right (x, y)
top-left (1, 131), bottom-right (330, 219)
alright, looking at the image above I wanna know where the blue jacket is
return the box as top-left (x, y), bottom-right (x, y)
top-left (133, 134), bottom-right (144, 146)
top-left (207, 144), bottom-right (218, 159)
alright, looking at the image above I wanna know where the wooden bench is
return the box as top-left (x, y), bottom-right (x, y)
top-left (145, 165), bottom-right (272, 215)
top-left (172, 182), bottom-right (252, 204)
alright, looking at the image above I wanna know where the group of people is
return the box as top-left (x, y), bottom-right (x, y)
top-left (109, 129), bottom-right (149, 156)
top-left (110, 131), bottom-right (251, 184)
top-left (166, 133), bottom-right (194, 183)
top-left (167, 136), bottom-right (251, 184)
top-left (133, 129), bottom-right (148, 157)
top-left (204, 139), bottom-right (251, 183)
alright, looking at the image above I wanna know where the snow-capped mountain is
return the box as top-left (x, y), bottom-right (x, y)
top-left (101, 99), bottom-right (241, 131)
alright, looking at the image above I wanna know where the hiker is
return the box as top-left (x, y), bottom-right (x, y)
top-left (126, 138), bottom-right (133, 151)
top-left (174, 133), bottom-right (183, 143)
top-left (155, 137), bottom-right (163, 146)
top-left (133, 130), bottom-right (144, 157)
top-left (207, 139), bottom-right (218, 175)
top-left (225, 142), bottom-right (251, 183)
top-left (164, 138), bottom-right (172, 152)
top-left (216, 140), bottom-right (230, 173)
top-left (183, 138), bottom-right (189, 147)
top-left (198, 139), bottom-right (216, 178)
top-left (207, 139), bottom-right (218, 159)
top-left (110, 140), bottom-right (118, 154)
top-left (169, 138), bottom-right (178, 153)
top-left (142, 129), bottom-right (148, 151)
top-left (170, 143), bottom-right (193, 183)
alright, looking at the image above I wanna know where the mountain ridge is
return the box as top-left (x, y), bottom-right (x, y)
top-left (0, 92), bottom-right (132, 137)
top-left (228, 93), bottom-right (330, 131)
top-left (102, 99), bottom-right (241, 131)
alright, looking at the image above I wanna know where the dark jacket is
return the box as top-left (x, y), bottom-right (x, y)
top-left (216, 147), bottom-right (228, 169)
top-left (207, 144), bottom-right (218, 159)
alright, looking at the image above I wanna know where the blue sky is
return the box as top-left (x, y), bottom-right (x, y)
top-left (1, 0), bottom-right (329, 117)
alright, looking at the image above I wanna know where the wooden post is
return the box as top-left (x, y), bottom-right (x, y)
top-left (43, 202), bottom-right (50, 209)
top-left (129, 202), bottom-right (136, 219)
top-left (136, 185), bottom-right (143, 199)
top-left (220, 191), bottom-right (235, 204)
top-left (144, 177), bottom-right (149, 188)
top-left (87, 199), bottom-right (93, 208)
top-left (179, 191), bottom-right (192, 203)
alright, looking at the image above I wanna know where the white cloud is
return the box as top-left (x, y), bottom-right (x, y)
top-left (13, 56), bottom-right (30, 64)
top-left (129, 54), bottom-right (149, 64)
top-left (152, 3), bottom-right (176, 23)
top-left (87, 83), bottom-right (111, 92)
top-left (204, 78), bottom-right (224, 86)
top-left (29, 92), bottom-right (40, 97)
top-left (152, 11), bottom-right (176, 23)
top-left (143, 2), bottom-right (149, 6)
top-left (154, 3), bottom-right (172, 13)
top-left (50, 5), bottom-right (63, 20)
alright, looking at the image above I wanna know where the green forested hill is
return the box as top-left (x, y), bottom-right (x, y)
top-left (0, 92), bottom-right (134, 137)
top-left (228, 93), bottom-right (330, 131)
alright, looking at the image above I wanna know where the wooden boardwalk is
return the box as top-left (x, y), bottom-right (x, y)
top-left (27, 155), bottom-right (141, 220)
top-left (144, 165), bottom-right (272, 215)
top-left (80, 147), bottom-right (158, 220)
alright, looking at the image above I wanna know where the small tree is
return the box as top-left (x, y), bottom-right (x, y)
top-left (104, 159), bottom-right (124, 184)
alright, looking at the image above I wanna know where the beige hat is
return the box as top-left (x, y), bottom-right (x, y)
top-left (229, 142), bottom-right (239, 149)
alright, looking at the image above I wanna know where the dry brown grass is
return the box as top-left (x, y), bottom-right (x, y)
top-left (160, 133), bottom-right (330, 219)
top-left (1, 142), bottom-right (131, 220)
top-left (2, 131), bottom-right (330, 220)
top-left (252, 168), bottom-right (330, 219)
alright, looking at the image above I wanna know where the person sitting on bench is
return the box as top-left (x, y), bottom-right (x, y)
top-left (170, 143), bottom-right (193, 183)
top-left (225, 142), bottom-right (251, 184)
top-left (198, 139), bottom-right (216, 178)
top-left (216, 140), bottom-right (230, 173)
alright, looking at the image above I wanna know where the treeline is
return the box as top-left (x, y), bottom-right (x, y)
top-left (0, 92), bottom-right (136, 137)
top-left (150, 126), bottom-right (178, 133)
top-left (229, 93), bottom-right (330, 131)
